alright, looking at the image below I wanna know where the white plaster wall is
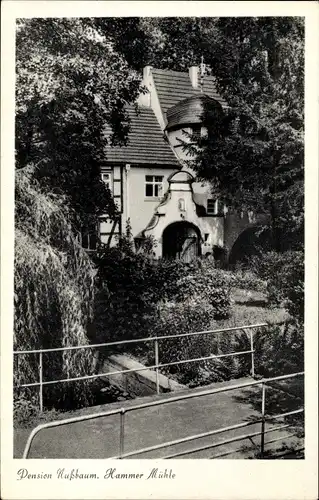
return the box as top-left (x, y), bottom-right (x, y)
top-left (137, 66), bottom-right (167, 130)
top-left (167, 127), bottom-right (193, 159)
top-left (99, 166), bottom-right (178, 245)
top-left (127, 166), bottom-right (177, 237)
top-left (166, 129), bottom-right (212, 196)
top-left (144, 181), bottom-right (224, 258)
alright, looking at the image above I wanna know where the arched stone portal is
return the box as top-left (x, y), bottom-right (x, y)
top-left (162, 221), bottom-right (201, 262)
top-left (135, 170), bottom-right (224, 259)
top-left (228, 226), bottom-right (273, 265)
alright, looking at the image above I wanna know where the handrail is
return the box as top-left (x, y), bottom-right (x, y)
top-left (14, 322), bottom-right (268, 354)
top-left (164, 424), bottom-right (295, 460)
top-left (22, 371), bottom-right (304, 459)
top-left (19, 348), bottom-right (254, 388)
top-left (14, 322), bottom-right (269, 408)
top-left (110, 420), bottom-right (301, 460)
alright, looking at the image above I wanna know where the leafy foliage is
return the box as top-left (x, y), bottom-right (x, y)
top-left (14, 18), bottom-right (145, 412)
top-left (14, 392), bottom-right (40, 426)
top-left (254, 322), bottom-right (304, 377)
top-left (94, 231), bottom-right (232, 343)
top-left (171, 266), bottom-right (232, 319)
top-left (247, 251), bottom-right (304, 406)
top-left (94, 232), bottom-right (236, 388)
top-left (186, 18), bottom-right (304, 251)
top-left (94, 233), bottom-right (303, 387)
top-left (229, 269), bottom-right (266, 293)
top-left (14, 167), bottom-right (97, 409)
top-left (16, 18), bottom-right (142, 227)
top-left (151, 301), bottom-right (251, 386)
top-left (106, 18), bottom-right (219, 71)
top-left (250, 250), bottom-right (304, 323)
top-left (93, 234), bottom-right (188, 345)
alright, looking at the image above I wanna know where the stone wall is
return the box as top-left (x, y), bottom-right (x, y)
top-left (102, 354), bottom-right (186, 397)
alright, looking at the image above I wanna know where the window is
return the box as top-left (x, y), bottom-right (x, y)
top-left (207, 198), bottom-right (218, 215)
top-left (80, 224), bottom-right (98, 252)
top-left (145, 175), bottom-right (163, 198)
top-left (178, 198), bottom-right (186, 212)
top-left (101, 171), bottom-right (112, 192)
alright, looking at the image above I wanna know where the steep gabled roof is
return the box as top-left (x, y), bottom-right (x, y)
top-left (104, 106), bottom-right (180, 166)
top-left (152, 68), bottom-right (227, 116)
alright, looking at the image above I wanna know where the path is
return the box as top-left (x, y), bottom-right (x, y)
top-left (14, 377), bottom-right (302, 459)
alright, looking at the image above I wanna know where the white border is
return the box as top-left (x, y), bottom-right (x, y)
top-left (1, 2), bottom-right (318, 499)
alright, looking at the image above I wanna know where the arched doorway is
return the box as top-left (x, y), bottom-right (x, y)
top-left (228, 226), bottom-right (273, 266)
top-left (162, 221), bottom-right (201, 262)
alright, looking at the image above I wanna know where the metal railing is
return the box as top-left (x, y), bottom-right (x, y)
top-left (14, 323), bottom-right (268, 411)
top-left (22, 371), bottom-right (304, 459)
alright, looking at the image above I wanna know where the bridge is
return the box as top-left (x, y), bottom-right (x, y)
top-left (14, 324), bottom-right (304, 459)
top-left (16, 373), bottom-right (303, 460)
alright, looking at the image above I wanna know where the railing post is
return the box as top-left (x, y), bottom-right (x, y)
top-left (250, 330), bottom-right (255, 378)
top-left (154, 339), bottom-right (160, 395)
top-left (39, 352), bottom-right (43, 412)
top-left (260, 382), bottom-right (266, 458)
top-left (119, 408), bottom-right (125, 458)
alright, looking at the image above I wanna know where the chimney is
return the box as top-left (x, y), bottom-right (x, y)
top-left (138, 66), bottom-right (153, 108)
top-left (189, 66), bottom-right (199, 89)
top-left (143, 65), bottom-right (153, 80)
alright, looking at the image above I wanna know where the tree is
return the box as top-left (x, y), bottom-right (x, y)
top-left (14, 19), bottom-right (144, 410)
top-left (111, 17), bottom-right (304, 251)
top-left (185, 17), bottom-right (304, 251)
top-left (16, 18), bottom-right (142, 228)
top-left (99, 17), bottom-right (219, 71)
top-left (14, 167), bottom-right (98, 408)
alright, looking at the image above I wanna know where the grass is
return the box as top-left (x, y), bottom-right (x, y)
top-left (134, 286), bottom-right (290, 388)
top-left (209, 287), bottom-right (289, 331)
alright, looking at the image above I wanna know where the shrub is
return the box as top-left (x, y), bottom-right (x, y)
top-left (94, 244), bottom-right (162, 345)
top-left (150, 258), bottom-right (191, 301)
top-left (250, 251), bottom-right (304, 322)
top-left (14, 389), bottom-right (71, 427)
top-left (94, 239), bottom-right (196, 346)
top-left (94, 247), bottom-right (232, 350)
top-left (14, 391), bottom-right (39, 426)
top-left (253, 321), bottom-right (304, 426)
top-left (148, 301), bottom-right (251, 386)
top-left (254, 322), bottom-right (304, 378)
top-left (171, 273), bottom-right (231, 319)
top-left (95, 242), bottom-right (189, 303)
top-left (231, 269), bottom-right (266, 293)
top-left (162, 260), bottom-right (233, 319)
